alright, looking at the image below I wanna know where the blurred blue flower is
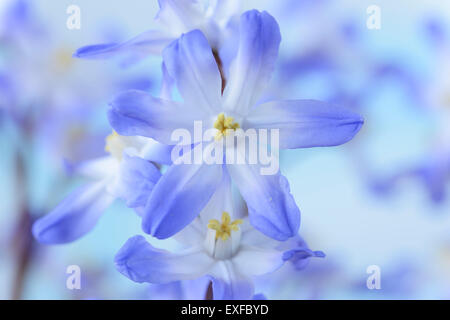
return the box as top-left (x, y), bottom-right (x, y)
top-left (32, 134), bottom-right (167, 244)
top-left (73, 0), bottom-right (242, 65)
top-left (1, 0), bottom-right (157, 162)
top-left (373, 148), bottom-right (450, 204)
top-left (0, 0), bottom-right (167, 245)
top-left (371, 24), bottom-right (450, 204)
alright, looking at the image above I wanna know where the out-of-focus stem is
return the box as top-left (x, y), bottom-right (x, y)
top-left (10, 148), bottom-right (34, 300)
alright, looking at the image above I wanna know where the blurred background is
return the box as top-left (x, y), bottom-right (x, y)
top-left (1, 0), bottom-right (450, 299)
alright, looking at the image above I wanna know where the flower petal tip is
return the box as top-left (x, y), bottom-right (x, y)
top-left (72, 43), bottom-right (117, 59)
top-left (114, 235), bottom-right (148, 283)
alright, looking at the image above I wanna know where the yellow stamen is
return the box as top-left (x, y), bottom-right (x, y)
top-left (104, 131), bottom-right (119, 153)
top-left (208, 212), bottom-right (243, 241)
top-left (213, 113), bottom-right (240, 141)
top-left (104, 130), bottom-right (128, 160)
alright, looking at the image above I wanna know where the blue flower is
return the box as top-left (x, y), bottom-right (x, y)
top-left (372, 149), bottom-right (450, 204)
top-left (32, 133), bottom-right (166, 244)
top-left (73, 0), bottom-right (242, 64)
top-left (115, 172), bottom-right (323, 300)
top-left (108, 10), bottom-right (364, 241)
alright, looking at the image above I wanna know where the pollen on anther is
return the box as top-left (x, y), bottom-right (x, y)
top-left (208, 212), bottom-right (243, 241)
top-left (213, 113), bottom-right (240, 141)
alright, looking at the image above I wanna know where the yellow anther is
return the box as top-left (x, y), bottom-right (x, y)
top-left (213, 113), bottom-right (240, 141)
top-left (208, 212), bottom-right (243, 241)
top-left (104, 131), bottom-right (127, 160)
top-left (105, 131), bottom-right (118, 152)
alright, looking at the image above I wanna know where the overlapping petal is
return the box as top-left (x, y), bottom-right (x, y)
top-left (196, 170), bottom-right (236, 223)
top-left (112, 154), bottom-right (161, 208)
top-left (209, 260), bottom-right (254, 300)
top-left (227, 163), bottom-right (300, 241)
top-left (115, 235), bottom-right (214, 283)
top-left (32, 182), bottom-right (114, 244)
top-left (65, 156), bottom-right (117, 180)
top-left (209, 0), bottom-right (242, 25)
top-left (172, 172), bottom-right (241, 246)
top-left (73, 30), bottom-right (173, 63)
top-left (156, 0), bottom-right (205, 36)
top-left (142, 148), bottom-right (224, 239)
top-left (140, 139), bottom-right (174, 165)
top-left (163, 30), bottom-right (223, 115)
top-left (159, 62), bottom-right (175, 100)
top-left (108, 90), bottom-right (206, 145)
top-left (232, 245), bottom-right (284, 277)
top-left (223, 10), bottom-right (281, 115)
top-left (172, 218), bottom-right (205, 248)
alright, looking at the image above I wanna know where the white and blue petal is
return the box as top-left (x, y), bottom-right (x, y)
top-left (159, 62), bottom-right (175, 100)
top-left (163, 30), bottom-right (223, 115)
top-left (172, 172), bottom-right (238, 246)
top-left (208, 0), bottom-right (242, 26)
top-left (223, 10), bottom-right (281, 115)
top-left (65, 156), bottom-right (117, 180)
top-left (209, 260), bottom-right (254, 300)
top-left (108, 90), bottom-right (207, 145)
top-left (142, 148), bottom-right (224, 239)
top-left (232, 245), bottom-right (284, 277)
top-left (32, 182), bottom-right (114, 244)
top-left (73, 30), bottom-right (173, 64)
top-left (156, 0), bottom-right (205, 36)
top-left (172, 218), bottom-right (205, 248)
top-left (245, 100), bottom-right (364, 149)
top-left (227, 163), bottom-right (300, 241)
top-left (197, 169), bottom-right (237, 224)
top-left (112, 154), bottom-right (161, 208)
top-left (240, 223), bottom-right (281, 249)
top-left (140, 138), bottom-right (174, 165)
top-left (115, 235), bottom-right (214, 283)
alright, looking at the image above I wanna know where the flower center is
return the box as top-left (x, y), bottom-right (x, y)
top-left (208, 211), bottom-right (243, 241)
top-left (213, 113), bottom-right (240, 141)
top-left (105, 131), bottom-right (128, 161)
